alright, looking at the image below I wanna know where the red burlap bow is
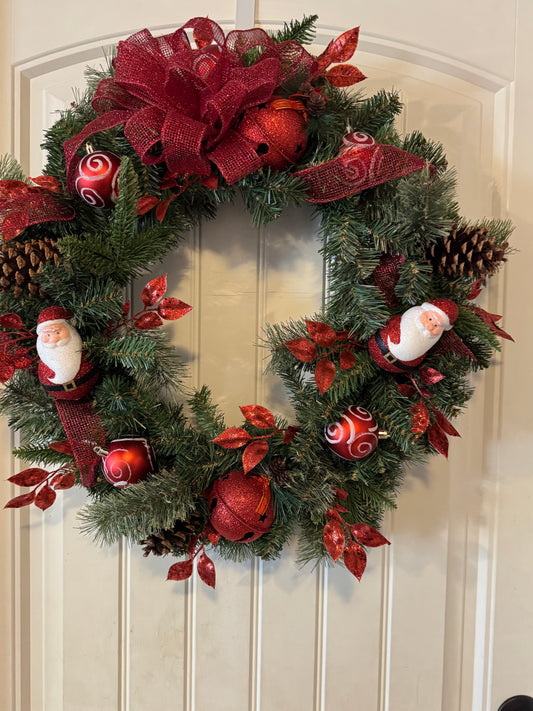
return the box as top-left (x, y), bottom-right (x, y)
top-left (64, 18), bottom-right (316, 187)
top-left (295, 132), bottom-right (430, 203)
top-left (0, 177), bottom-right (75, 241)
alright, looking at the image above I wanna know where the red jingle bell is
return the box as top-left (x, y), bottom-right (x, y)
top-left (237, 99), bottom-right (308, 171)
top-left (101, 437), bottom-right (155, 488)
top-left (206, 469), bottom-right (274, 542)
top-left (74, 150), bottom-right (121, 208)
top-left (325, 406), bottom-right (379, 461)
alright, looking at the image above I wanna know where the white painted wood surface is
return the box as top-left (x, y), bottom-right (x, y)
top-left (1, 2), bottom-right (532, 710)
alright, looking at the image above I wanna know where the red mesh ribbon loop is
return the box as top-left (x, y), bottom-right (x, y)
top-left (64, 19), bottom-right (316, 187)
top-left (295, 132), bottom-right (430, 203)
top-left (55, 399), bottom-right (106, 488)
top-left (0, 179), bottom-right (75, 241)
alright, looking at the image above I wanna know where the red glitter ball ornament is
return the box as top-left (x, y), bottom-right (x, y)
top-left (325, 406), bottom-right (379, 461)
top-left (74, 150), bottom-right (121, 208)
top-left (101, 437), bottom-right (155, 488)
top-left (206, 469), bottom-right (274, 542)
top-left (236, 99), bottom-right (308, 171)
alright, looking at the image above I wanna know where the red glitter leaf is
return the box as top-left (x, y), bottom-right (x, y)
top-left (197, 551), bottom-right (216, 589)
top-left (306, 320), bottom-right (337, 347)
top-left (339, 349), bottom-right (356, 370)
top-left (240, 405), bottom-right (276, 429)
top-left (323, 519), bottom-right (345, 562)
top-left (468, 278), bottom-right (484, 300)
top-left (49, 440), bottom-right (73, 455)
top-left (420, 367), bottom-right (445, 385)
top-left (136, 195), bottom-right (160, 215)
top-left (141, 274), bottom-right (167, 306)
top-left (325, 64), bottom-right (366, 87)
top-left (35, 485), bottom-right (56, 511)
top-left (134, 312), bottom-right (164, 330)
top-left (155, 196), bottom-right (175, 222)
top-left (433, 409), bottom-right (460, 438)
top-left (167, 559), bottom-right (193, 582)
top-left (242, 439), bottom-right (269, 474)
top-left (30, 175), bottom-right (60, 191)
top-left (212, 428), bottom-right (251, 449)
top-left (53, 470), bottom-right (76, 490)
top-left (470, 306), bottom-right (514, 342)
top-left (4, 491), bottom-right (36, 509)
top-left (283, 425), bottom-right (300, 443)
top-left (286, 337), bottom-right (317, 362)
top-left (0, 362), bottom-right (14, 383)
top-left (343, 540), bottom-right (367, 580)
top-left (327, 508), bottom-right (342, 522)
top-left (427, 423), bottom-right (449, 458)
top-left (333, 488), bottom-right (349, 501)
top-left (315, 358), bottom-right (336, 394)
top-left (122, 301), bottom-right (130, 316)
top-left (350, 523), bottom-right (390, 548)
top-left (204, 524), bottom-right (221, 546)
top-left (397, 382), bottom-right (416, 398)
top-left (8, 467), bottom-right (49, 487)
top-left (0, 312), bottom-right (23, 329)
top-left (157, 297), bottom-right (192, 320)
top-left (11, 354), bottom-right (32, 370)
top-left (317, 27), bottom-right (360, 71)
top-left (410, 400), bottom-right (430, 436)
top-left (334, 503), bottom-right (349, 513)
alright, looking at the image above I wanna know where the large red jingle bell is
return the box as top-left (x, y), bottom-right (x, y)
top-left (101, 437), bottom-right (155, 488)
top-left (74, 150), bottom-right (121, 208)
top-left (325, 406), bottom-right (379, 461)
top-left (206, 470), bottom-right (274, 542)
top-left (237, 99), bottom-right (308, 171)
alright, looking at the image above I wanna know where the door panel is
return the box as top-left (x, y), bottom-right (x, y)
top-left (1, 2), bottom-right (531, 710)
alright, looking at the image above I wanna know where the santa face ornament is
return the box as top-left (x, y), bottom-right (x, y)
top-left (36, 306), bottom-right (99, 400)
top-left (368, 298), bottom-right (458, 374)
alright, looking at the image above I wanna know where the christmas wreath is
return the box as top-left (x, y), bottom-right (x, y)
top-left (1, 16), bottom-right (512, 588)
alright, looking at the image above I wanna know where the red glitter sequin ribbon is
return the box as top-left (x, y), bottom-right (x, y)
top-left (0, 178), bottom-right (75, 241)
top-left (295, 132), bottom-right (430, 203)
top-left (55, 400), bottom-right (106, 487)
top-left (63, 18), bottom-right (316, 186)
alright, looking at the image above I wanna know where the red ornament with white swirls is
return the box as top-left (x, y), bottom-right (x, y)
top-left (324, 406), bottom-right (379, 461)
top-left (101, 437), bottom-right (155, 488)
top-left (74, 151), bottom-right (121, 208)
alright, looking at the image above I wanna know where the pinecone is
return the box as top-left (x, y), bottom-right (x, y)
top-left (269, 456), bottom-right (290, 486)
top-left (0, 237), bottom-right (61, 298)
top-left (426, 224), bottom-right (508, 279)
top-left (298, 81), bottom-right (327, 117)
top-left (140, 511), bottom-right (205, 557)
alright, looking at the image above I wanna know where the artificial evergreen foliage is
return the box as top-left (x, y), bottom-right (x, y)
top-left (0, 16), bottom-right (512, 583)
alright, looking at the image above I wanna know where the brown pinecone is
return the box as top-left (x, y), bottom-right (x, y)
top-left (0, 237), bottom-right (61, 298)
top-left (140, 511), bottom-right (205, 557)
top-left (426, 224), bottom-right (508, 279)
top-left (269, 456), bottom-right (290, 486)
top-left (297, 81), bottom-right (327, 117)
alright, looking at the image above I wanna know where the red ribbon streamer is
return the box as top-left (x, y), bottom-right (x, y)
top-left (0, 179), bottom-right (75, 241)
top-left (63, 18), bottom-right (316, 187)
top-left (295, 132), bottom-right (430, 202)
top-left (55, 399), bottom-right (106, 487)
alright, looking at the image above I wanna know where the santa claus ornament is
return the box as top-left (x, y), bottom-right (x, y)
top-left (368, 299), bottom-right (459, 374)
top-left (36, 306), bottom-right (99, 400)
top-left (100, 437), bottom-right (155, 488)
top-left (206, 469), bottom-right (275, 542)
top-left (325, 406), bottom-right (379, 461)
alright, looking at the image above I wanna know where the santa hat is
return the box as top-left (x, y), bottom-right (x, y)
top-left (36, 306), bottom-right (73, 335)
top-left (421, 299), bottom-right (459, 330)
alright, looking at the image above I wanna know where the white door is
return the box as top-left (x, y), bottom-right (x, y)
top-left (1, 2), bottom-right (531, 710)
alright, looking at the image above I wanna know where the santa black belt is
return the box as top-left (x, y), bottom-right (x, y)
top-left (373, 331), bottom-right (415, 372)
top-left (42, 367), bottom-right (98, 392)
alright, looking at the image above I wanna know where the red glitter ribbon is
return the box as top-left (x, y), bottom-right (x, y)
top-left (0, 178), bottom-right (75, 241)
top-left (55, 399), bottom-right (106, 487)
top-left (63, 18), bottom-right (316, 187)
top-left (373, 253), bottom-right (405, 306)
top-left (295, 132), bottom-right (430, 203)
